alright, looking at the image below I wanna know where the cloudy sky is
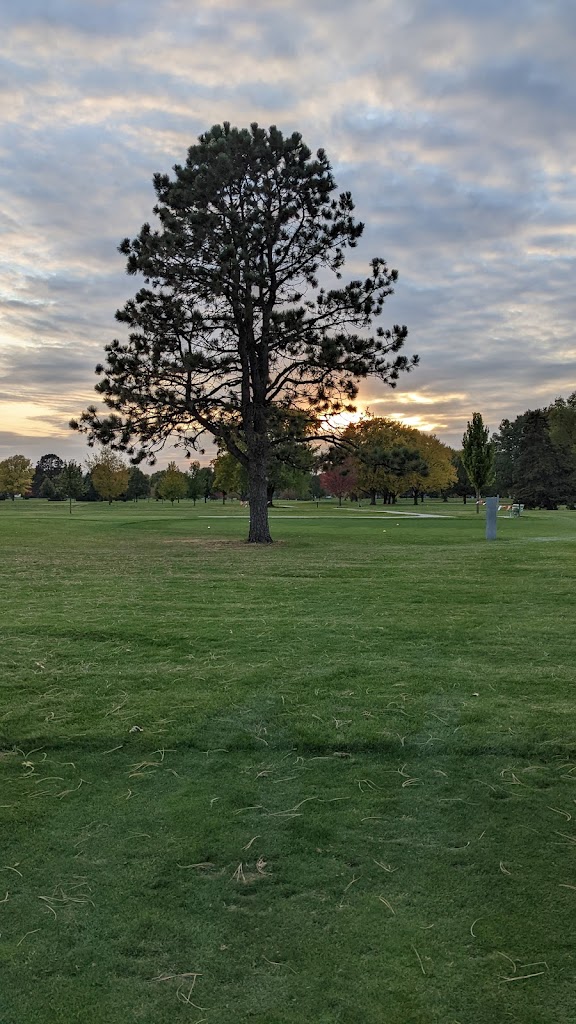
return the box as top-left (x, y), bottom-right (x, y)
top-left (1, 0), bottom-right (575, 466)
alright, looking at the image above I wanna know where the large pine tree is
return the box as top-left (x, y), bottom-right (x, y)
top-left (71, 123), bottom-right (416, 542)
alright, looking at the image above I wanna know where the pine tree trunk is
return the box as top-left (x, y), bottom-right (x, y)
top-left (369, 490), bottom-right (376, 506)
top-left (413, 491), bottom-right (418, 505)
top-left (248, 456), bottom-right (272, 544)
top-left (475, 488), bottom-right (480, 513)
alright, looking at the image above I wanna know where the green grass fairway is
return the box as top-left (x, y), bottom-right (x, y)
top-left (2, 499), bottom-right (576, 1023)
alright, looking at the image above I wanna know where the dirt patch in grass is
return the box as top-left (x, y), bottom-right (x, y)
top-left (162, 538), bottom-right (286, 548)
top-left (162, 538), bottom-right (250, 549)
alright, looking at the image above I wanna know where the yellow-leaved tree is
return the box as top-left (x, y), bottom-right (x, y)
top-left (343, 417), bottom-right (456, 504)
top-left (156, 462), bottom-right (189, 505)
top-left (0, 455), bottom-right (34, 499)
top-left (343, 418), bottom-right (409, 503)
top-left (409, 432), bottom-right (457, 504)
top-left (86, 450), bottom-right (130, 504)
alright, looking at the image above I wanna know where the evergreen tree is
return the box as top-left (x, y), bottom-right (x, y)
top-left (126, 467), bottom-right (151, 501)
top-left (77, 472), bottom-right (99, 502)
top-left (547, 394), bottom-right (576, 460)
top-left (492, 415), bottom-right (527, 497)
top-left (461, 413), bottom-right (494, 513)
top-left (38, 477), bottom-right (57, 500)
top-left (71, 122), bottom-right (416, 542)
top-left (493, 400), bottom-right (576, 507)
top-left (514, 410), bottom-right (575, 509)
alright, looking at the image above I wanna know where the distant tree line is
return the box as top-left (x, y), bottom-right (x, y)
top-left (4, 394), bottom-right (575, 512)
top-left (0, 452), bottom-right (216, 507)
top-left (0, 416), bottom-right (482, 510)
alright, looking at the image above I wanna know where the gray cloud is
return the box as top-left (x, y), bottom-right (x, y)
top-left (1, 0), bottom-right (575, 462)
top-left (0, 430), bottom-right (88, 464)
top-left (0, 0), bottom-right (158, 36)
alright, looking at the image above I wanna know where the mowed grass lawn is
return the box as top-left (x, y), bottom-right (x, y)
top-left (1, 499), bottom-right (576, 1024)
